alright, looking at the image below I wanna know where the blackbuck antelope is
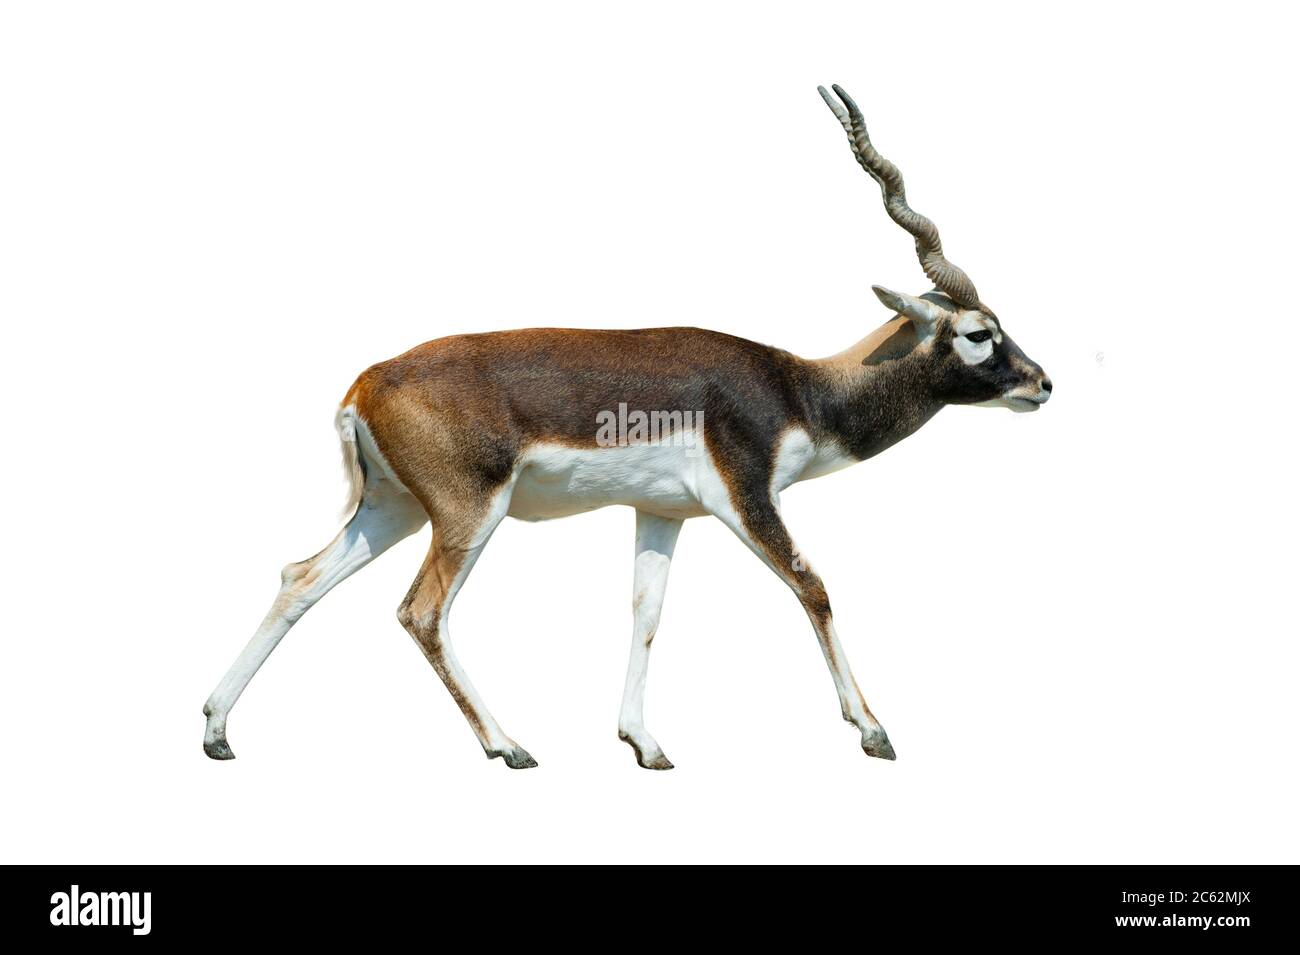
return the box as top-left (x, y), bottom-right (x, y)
top-left (203, 85), bottom-right (1051, 769)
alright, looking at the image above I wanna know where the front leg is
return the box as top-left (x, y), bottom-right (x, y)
top-left (702, 477), bottom-right (896, 761)
top-left (618, 510), bottom-right (683, 769)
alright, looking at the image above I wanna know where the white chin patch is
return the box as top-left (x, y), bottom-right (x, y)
top-left (1003, 396), bottom-right (1042, 413)
top-left (976, 395), bottom-right (1041, 413)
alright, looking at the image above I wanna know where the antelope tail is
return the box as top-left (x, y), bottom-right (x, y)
top-left (335, 405), bottom-right (367, 522)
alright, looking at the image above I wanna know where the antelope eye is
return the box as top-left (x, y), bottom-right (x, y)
top-left (965, 330), bottom-right (993, 344)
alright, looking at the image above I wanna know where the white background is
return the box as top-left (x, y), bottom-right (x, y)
top-left (2, 1), bottom-right (1296, 864)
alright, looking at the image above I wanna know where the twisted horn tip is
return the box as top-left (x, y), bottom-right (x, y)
top-left (830, 84), bottom-right (862, 116)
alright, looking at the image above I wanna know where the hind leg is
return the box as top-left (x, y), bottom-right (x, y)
top-left (202, 480), bottom-right (427, 759)
top-left (396, 479), bottom-right (535, 768)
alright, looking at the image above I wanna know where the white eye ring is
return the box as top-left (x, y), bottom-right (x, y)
top-left (953, 334), bottom-right (994, 366)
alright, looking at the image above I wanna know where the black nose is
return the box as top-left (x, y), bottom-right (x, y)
top-left (1041, 377), bottom-right (1053, 393)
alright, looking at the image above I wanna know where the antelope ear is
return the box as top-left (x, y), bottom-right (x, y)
top-left (871, 285), bottom-right (948, 334)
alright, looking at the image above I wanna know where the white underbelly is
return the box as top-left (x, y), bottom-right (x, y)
top-left (508, 442), bottom-right (710, 521)
top-left (505, 427), bottom-right (845, 522)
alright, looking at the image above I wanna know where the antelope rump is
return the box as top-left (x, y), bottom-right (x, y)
top-left (203, 85), bottom-right (1051, 769)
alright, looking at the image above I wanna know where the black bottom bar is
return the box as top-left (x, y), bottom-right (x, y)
top-left (9, 865), bottom-right (1292, 943)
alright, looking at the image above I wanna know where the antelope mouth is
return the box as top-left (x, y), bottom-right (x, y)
top-left (1004, 395), bottom-right (1047, 413)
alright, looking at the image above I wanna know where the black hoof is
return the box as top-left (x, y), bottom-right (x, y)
top-left (204, 737), bottom-right (236, 760)
top-left (861, 731), bottom-right (896, 761)
top-left (490, 746), bottom-right (538, 769)
top-left (620, 731), bottom-right (674, 770)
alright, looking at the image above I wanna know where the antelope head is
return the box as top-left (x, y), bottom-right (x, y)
top-left (819, 84), bottom-right (1052, 412)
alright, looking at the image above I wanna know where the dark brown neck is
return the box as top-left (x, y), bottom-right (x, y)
top-left (802, 319), bottom-right (944, 462)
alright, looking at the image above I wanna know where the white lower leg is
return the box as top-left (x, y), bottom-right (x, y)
top-left (618, 512), bottom-right (681, 769)
top-left (618, 637), bottom-right (668, 765)
top-left (203, 487), bottom-right (425, 757)
top-left (428, 609), bottom-right (520, 757)
top-left (815, 618), bottom-right (893, 758)
top-left (406, 612), bottom-right (533, 766)
top-left (203, 600), bottom-right (296, 757)
top-left (401, 485), bottom-right (538, 768)
top-left (817, 621), bottom-right (873, 725)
